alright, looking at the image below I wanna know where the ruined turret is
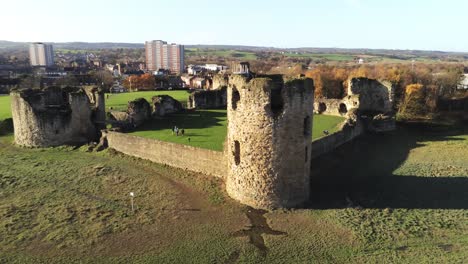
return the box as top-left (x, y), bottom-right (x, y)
top-left (10, 86), bottom-right (105, 147)
top-left (226, 75), bottom-right (314, 209)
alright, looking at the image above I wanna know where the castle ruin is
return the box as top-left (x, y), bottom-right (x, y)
top-left (187, 87), bottom-right (227, 109)
top-left (9, 75), bottom-right (396, 210)
top-left (314, 78), bottom-right (396, 132)
top-left (314, 78), bottom-right (394, 117)
top-left (226, 75), bottom-right (314, 209)
top-left (10, 86), bottom-right (105, 147)
top-left (348, 78), bottom-right (394, 113)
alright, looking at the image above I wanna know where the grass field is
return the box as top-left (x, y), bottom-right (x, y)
top-left (312, 114), bottom-right (345, 139)
top-left (283, 53), bottom-right (356, 61)
top-left (106, 91), bottom-right (191, 111)
top-left (0, 95), bottom-right (11, 121)
top-left (129, 110), bottom-right (345, 151)
top-left (130, 109), bottom-right (228, 151)
top-left (306, 123), bottom-right (468, 263)
top-left (1, 123), bottom-right (466, 263)
top-left (186, 49), bottom-right (257, 60)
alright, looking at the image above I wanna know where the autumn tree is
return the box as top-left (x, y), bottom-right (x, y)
top-left (399, 84), bottom-right (432, 118)
top-left (122, 73), bottom-right (155, 91)
top-left (306, 65), bottom-right (348, 98)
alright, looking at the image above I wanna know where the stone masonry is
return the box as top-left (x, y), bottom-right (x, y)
top-left (187, 87), bottom-right (227, 109)
top-left (348, 78), bottom-right (394, 113)
top-left (152, 95), bottom-right (183, 117)
top-left (226, 75), bottom-right (314, 209)
top-left (10, 86), bottom-right (105, 147)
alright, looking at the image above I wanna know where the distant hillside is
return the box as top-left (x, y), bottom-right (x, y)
top-left (0, 41), bottom-right (144, 50)
top-left (1, 40), bottom-right (467, 58)
top-left (185, 44), bottom-right (276, 51)
top-left (0, 41), bottom-right (29, 50)
top-left (0, 41), bottom-right (274, 51)
top-left (287, 47), bottom-right (468, 58)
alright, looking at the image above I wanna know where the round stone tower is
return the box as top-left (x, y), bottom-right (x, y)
top-left (10, 86), bottom-right (104, 147)
top-left (226, 75), bottom-right (314, 209)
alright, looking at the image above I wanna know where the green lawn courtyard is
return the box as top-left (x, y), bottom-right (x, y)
top-left (0, 95), bottom-right (11, 121)
top-left (129, 109), bottom-right (345, 151)
top-left (106, 91), bottom-right (345, 151)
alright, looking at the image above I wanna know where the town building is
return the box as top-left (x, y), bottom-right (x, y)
top-left (187, 64), bottom-right (228, 75)
top-left (29, 42), bottom-right (54, 67)
top-left (145, 40), bottom-right (184, 74)
top-left (204, 64), bottom-right (228, 72)
top-left (232, 62), bottom-right (250, 75)
top-left (187, 65), bottom-right (205, 75)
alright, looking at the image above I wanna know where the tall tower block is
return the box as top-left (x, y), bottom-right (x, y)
top-left (226, 75), bottom-right (314, 209)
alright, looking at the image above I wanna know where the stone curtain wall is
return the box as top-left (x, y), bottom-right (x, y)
top-left (105, 131), bottom-right (226, 178)
top-left (212, 74), bottom-right (229, 90)
top-left (311, 120), bottom-right (365, 159)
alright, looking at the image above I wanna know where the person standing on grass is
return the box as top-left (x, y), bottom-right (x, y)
top-left (181, 129), bottom-right (185, 136)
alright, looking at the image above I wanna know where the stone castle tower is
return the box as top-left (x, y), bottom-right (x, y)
top-left (11, 86), bottom-right (105, 147)
top-left (226, 75), bottom-right (314, 209)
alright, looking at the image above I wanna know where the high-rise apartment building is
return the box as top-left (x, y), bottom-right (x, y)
top-left (145, 40), bottom-right (184, 74)
top-left (29, 42), bottom-right (54, 67)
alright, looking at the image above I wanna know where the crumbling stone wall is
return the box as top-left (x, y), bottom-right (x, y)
top-left (109, 96), bottom-right (182, 128)
top-left (84, 86), bottom-right (106, 129)
top-left (348, 78), bottom-right (394, 113)
top-left (127, 98), bottom-right (151, 126)
top-left (226, 75), bottom-right (314, 209)
top-left (314, 78), bottom-right (396, 132)
top-left (314, 95), bottom-right (360, 116)
top-left (187, 87), bottom-right (227, 109)
top-left (152, 95), bottom-right (183, 117)
top-left (11, 86), bottom-right (105, 147)
top-left (212, 74), bottom-right (229, 90)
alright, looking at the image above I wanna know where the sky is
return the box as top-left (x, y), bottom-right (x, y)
top-left (1, 0), bottom-right (467, 52)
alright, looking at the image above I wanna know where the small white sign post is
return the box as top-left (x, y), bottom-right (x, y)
top-left (130, 192), bottom-right (135, 212)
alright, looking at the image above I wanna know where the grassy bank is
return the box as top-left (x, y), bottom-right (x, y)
top-left (305, 123), bottom-right (468, 263)
top-left (1, 124), bottom-right (466, 263)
